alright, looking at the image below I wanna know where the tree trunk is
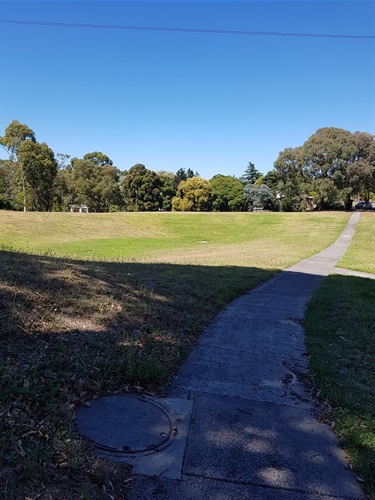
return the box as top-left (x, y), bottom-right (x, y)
top-left (22, 172), bottom-right (27, 212)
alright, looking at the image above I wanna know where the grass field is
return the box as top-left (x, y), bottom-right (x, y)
top-left (0, 210), bottom-right (355, 498)
top-left (0, 211), bottom-right (350, 265)
top-left (306, 211), bottom-right (375, 498)
top-left (338, 212), bottom-right (375, 274)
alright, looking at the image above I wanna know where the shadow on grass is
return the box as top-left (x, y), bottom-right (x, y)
top-left (1, 251), bottom-right (373, 498)
top-left (0, 249), bottom-right (277, 497)
top-left (305, 274), bottom-right (375, 498)
top-left (0, 249), bottom-right (278, 384)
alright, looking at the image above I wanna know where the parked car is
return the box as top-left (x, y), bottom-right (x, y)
top-left (355, 201), bottom-right (373, 210)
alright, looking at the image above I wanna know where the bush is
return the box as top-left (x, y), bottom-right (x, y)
top-left (0, 195), bottom-right (15, 210)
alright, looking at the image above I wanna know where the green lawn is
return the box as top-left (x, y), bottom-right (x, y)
top-left (0, 210), bottom-right (352, 498)
top-left (0, 211), bottom-right (349, 265)
top-left (305, 212), bottom-right (375, 498)
top-left (338, 212), bottom-right (375, 274)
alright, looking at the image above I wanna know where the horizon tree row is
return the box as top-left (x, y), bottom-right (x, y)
top-left (0, 120), bottom-right (374, 212)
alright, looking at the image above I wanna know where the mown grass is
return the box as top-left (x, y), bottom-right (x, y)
top-left (0, 211), bottom-right (350, 498)
top-left (0, 211), bottom-right (349, 263)
top-left (305, 212), bottom-right (375, 498)
top-left (338, 212), bottom-right (375, 274)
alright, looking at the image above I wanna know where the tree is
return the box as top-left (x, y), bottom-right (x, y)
top-left (172, 177), bottom-right (211, 211)
top-left (301, 127), bottom-right (357, 180)
top-left (69, 158), bottom-right (123, 212)
top-left (51, 154), bottom-right (73, 211)
top-left (262, 170), bottom-right (282, 192)
top-left (253, 176), bottom-right (264, 187)
top-left (0, 120), bottom-right (37, 211)
top-left (273, 147), bottom-right (306, 211)
top-left (209, 175), bottom-right (245, 211)
top-left (347, 161), bottom-right (375, 203)
top-left (53, 168), bottom-right (71, 211)
top-left (122, 164), bottom-right (163, 211)
top-left (0, 120), bottom-right (36, 159)
top-left (157, 171), bottom-right (175, 211)
top-left (308, 177), bottom-right (340, 210)
top-left (173, 168), bottom-right (197, 190)
top-left (272, 127), bottom-right (375, 211)
top-left (240, 162), bottom-right (262, 184)
top-left (0, 159), bottom-right (18, 209)
top-left (17, 141), bottom-right (58, 211)
top-left (243, 184), bottom-right (275, 211)
top-left (300, 127), bottom-right (358, 209)
top-left (348, 132), bottom-right (375, 202)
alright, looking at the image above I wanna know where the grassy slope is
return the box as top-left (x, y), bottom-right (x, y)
top-left (0, 211), bottom-right (350, 498)
top-left (305, 212), bottom-right (375, 498)
top-left (338, 212), bottom-right (375, 274)
top-left (0, 211), bottom-right (349, 265)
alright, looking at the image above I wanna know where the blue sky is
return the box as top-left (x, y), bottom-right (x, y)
top-left (0, 1), bottom-right (374, 179)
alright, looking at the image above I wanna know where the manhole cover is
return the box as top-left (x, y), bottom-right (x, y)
top-left (75, 395), bottom-right (172, 454)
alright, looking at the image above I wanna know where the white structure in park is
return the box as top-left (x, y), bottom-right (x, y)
top-left (70, 204), bottom-right (89, 213)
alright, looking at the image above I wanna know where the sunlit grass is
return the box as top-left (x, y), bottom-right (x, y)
top-left (338, 212), bottom-right (375, 274)
top-left (0, 211), bottom-right (350, 264)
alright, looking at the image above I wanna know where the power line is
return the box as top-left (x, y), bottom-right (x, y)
top-left (1, 19), bottom-right (374, 40)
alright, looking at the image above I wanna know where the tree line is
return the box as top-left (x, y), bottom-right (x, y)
top-left (0, 120), bottom-right (374, 212)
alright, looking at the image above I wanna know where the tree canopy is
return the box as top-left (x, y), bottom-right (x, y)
top-left (173, 167), bottom-right (197, 190)
top-left (17, 141), bottom-right (58, 212)
top-left (0, 121), bottom-right (58, 211)
top-left (83, 151), bottom-right (113, 166)
top-left (244, 184), bottom-right (275, 211)
top-left (172, 177), bottom-right (212, 211)
top-left (122, 164), bottom-right (163, 211)
top-left (0, 120), bottom-right (36, 159)
top-left (240, 162), bottom-right (262, 184)
top-left (209, 175), bottom-right (245, 211)
top-left (272, 127), bottom-right (375, 210)
top-left (69, 157), bottom-right (123, 212)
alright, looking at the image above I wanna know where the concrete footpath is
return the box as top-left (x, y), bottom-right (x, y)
top-left (129, 212), bottom-right (366, 499)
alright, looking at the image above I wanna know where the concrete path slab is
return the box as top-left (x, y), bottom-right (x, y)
top-left (129, 475), bottom-right (347, 500)
top-left (182, 393), bottom-right (363, 499)
top-left (168, 346), bottom-right (311, 408)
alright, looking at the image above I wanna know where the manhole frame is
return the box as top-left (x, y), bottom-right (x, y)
top-left (76, 394), bottom-right (176, 457)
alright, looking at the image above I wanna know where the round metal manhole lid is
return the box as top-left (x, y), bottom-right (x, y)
top-left (75, 395), bottom-right (172, 453)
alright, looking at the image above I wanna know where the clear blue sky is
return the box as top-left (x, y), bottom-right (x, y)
top-left (0, 1), bottom-right (374, 178)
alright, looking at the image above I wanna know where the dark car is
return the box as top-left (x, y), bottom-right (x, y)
top-left (355, 201), bottom-right (373, 210)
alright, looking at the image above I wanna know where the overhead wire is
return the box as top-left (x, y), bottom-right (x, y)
top-left (0, 19), bottom-right (374, 40)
